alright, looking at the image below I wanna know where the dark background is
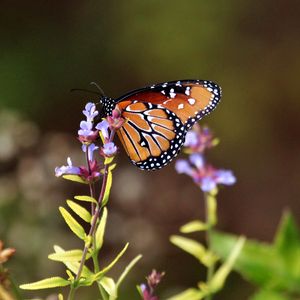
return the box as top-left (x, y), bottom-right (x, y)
top-left (0, 1), bottom-right (299, 299)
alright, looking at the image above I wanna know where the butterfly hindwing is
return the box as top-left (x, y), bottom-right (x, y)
top-left (114, 79), bottom-right (221, 170)
top-left (116, 102), bottom-right (186, 170)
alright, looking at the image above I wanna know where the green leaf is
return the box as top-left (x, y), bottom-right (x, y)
top-left (208, 236), bottom-right (245, 292)
top-left (62, 175), bottom-right (87, 184)
top-left (104, 157), bottom-right (114, 165)
top-left (210, 230), bottom-right (300, 293)
top-left (108, 163), bottom-right (117, 171)
top-left (98, 276), bottom-right (117, 299)
top-left (95, 207), bottom-right (108, 251)
top-left (94, 243), bottom-right (129, 281)
top-left (180, 220), bottom-right (209, 233)
top-left (59, 207), bottom-right (86, 240)
top-left (66, 200), bottom-right (92, 223)
top-left (116, 254), bottom-right (142, 290)
top-left (74, 195), bottom-right (98, 204)
top-left (53, 245), bottom-right (93, 279)
top-left (167, 288), bottom-right (205, 300)
top-left (250, 289), bottom-right (291, 300)
top-left (170, 235), bottom-right (216, 267)
top-left (48, 249), bottom-right (84, 262)
top-left (274, 210), bottom-right (300, 276)
top-left (102, 170), bottom-right (113, 207)
top-left (20, 277), bottom-right (70, 290)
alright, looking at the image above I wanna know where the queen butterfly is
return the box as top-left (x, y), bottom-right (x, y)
top-left (100, 79), bottom-right (221, 170)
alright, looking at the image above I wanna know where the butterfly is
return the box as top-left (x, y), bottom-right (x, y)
top-left (99, 79), bottom-right (221, 170)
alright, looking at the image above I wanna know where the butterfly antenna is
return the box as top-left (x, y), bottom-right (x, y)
top-left (90, 82), bottom-right (106, 98)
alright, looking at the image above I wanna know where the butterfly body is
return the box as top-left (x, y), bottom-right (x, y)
top-left (100, 80), bottom-right (221, 170)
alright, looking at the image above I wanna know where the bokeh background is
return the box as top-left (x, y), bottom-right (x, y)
top-left (1, 0), bottom-right (299, 299)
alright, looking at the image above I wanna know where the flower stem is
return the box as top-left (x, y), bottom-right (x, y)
top-left (67, 166), bottom-right (110, 300)
top-left (204, 192), bottom-right (217, 300)
top-left (67, 131), bottom-right (115, 300)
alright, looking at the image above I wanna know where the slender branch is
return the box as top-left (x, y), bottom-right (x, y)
top-left (67, 129), bottom-right (116, 300)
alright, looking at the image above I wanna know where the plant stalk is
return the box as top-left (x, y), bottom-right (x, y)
top-left (205, 192), bottom-right (216, 300)
top-left (67, 130), bottom-right (115, 300)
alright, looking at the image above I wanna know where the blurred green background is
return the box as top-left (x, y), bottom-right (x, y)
top-left (0, 0), bottom-right (299, 299)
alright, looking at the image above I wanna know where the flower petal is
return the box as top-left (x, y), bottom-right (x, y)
top-left (215, 170), bottom-right (236, 185)
top-left (189, 153), bottom-right (204, 169)
top-left (200, 177), bottom-right (217, 192)
top-left (175, 159), bottom-right (193, 175)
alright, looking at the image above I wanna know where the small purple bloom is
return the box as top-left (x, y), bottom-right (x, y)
top-left (176, 155), bottom-right (236, 192)
top-left (82, 143), bottom-right (99, 161)
top-left (200, 177), bottom-right (217, 192)
top-left (215, 170), bottom-right (236, 185)
top-left (189, 153), bottom-right (204, 169)
top-left (101, 142), bottom-right (117, 157)
top-left (55, 157), bottom-right (81, 177)
top-left (184, 131), bottom-right (198, 147)
top-left (96, 120), bottom-right (110, 140)
top-left (175, 159), bottom-right (193, 175)
top-left (183, 124), bottom-right (215, 153)
top-left (82, 102), bottom-right (98, 122)
top-left (78, 120), bottom-right (98, 143)
top-left (78, 120), bottom-right (93, 136)
top-left (106, 108), bottom-right (125, 129)
top-left (140, 270), bottom-right (164, 300)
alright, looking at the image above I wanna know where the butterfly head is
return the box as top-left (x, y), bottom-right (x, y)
top-left (99, 96), bottom-right (116, 117)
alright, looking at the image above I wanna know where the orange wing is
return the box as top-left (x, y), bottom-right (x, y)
top-left (114, 80), bottom-right (221, 170)
top-left (116, 102), bottom-right (185, 170)
top-left (116, 80), bottom-right (221, 129)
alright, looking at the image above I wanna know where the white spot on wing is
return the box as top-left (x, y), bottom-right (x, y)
top-left (170, 92), bottom-right (176, 98)
top-left (188, 98), bottom-right (195, 105)
top-left (185, 87), bottom-right (191, 96)
top-left (178, 103), bottom-right (184, 109)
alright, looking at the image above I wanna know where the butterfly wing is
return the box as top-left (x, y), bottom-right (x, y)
top-left (115, 80), bottom-right (221, 170)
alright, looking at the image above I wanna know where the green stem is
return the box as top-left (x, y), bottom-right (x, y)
top-left (204, 192), bottom-right (217, 300)
top-left (67, 130), bottom-right (116, 300)
top-left (67, 164), bottom-right (109, 300)
top-left (7, 274), bottom-right (22, 300)
top-left (67, 286), bottom-right (76, 300)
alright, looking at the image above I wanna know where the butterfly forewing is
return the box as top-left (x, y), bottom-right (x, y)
top-left (114, 80), bottom-right (221, 170)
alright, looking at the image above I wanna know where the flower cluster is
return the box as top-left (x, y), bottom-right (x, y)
top-left (176, 124), bottom-right (236, 192)
top-left (140, 270), bottom-right (165, 300)
top-left (55, 102), bottom-right (124, 182)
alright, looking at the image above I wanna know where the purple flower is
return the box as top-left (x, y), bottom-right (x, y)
top-left (78, 103), bottom-right (99, 143)
top-left (78, 120), bottom-right (93, 136)
top-left (82, 143), bottom-right (99, 161)
top-left (189, 153), bottom-right (204, 169)
top-left (82, 102), bottom-right (98, 122)
top-left (184, 131), bottom-right (198, 147)
top-left (183, 123), bottom-right (215, 153)
top-left (79, 160), bottom-right (101, 182)
top-left (176, 156), bottom-right (236, 192)
top-left (96, 120), bottom-right (110, 140)
top-left (101, 142), bottom-right (117, 157)
top-left (140, 270), bottom-right (164, 300)
top-left (175, 159), bottom-right (193, 175)
top-left (106, 108), bottom-right (125, 129)
top-left (55, 157), bottom-right (81, 177)
top-left (215, 170), bottom-right (236, 185)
